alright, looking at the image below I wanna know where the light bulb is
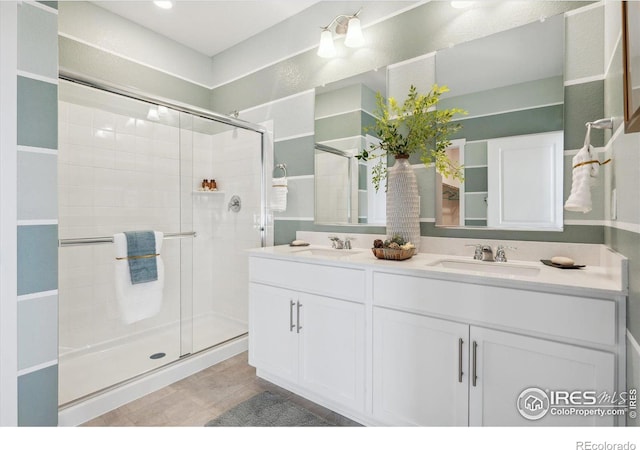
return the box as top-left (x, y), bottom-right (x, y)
top-left (317, 29), bottom-right (336, 58)
top-left (344, 17), bottom-right (364, 48)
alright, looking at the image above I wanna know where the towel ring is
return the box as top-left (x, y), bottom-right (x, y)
top-left (273, 163), bottom-right (287, 178)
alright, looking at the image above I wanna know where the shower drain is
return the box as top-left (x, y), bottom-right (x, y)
top-left (149, 352), bottom-right (166, 360)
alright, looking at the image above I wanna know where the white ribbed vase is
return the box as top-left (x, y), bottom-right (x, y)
top-left (386, 155), bottom-right (421, 251)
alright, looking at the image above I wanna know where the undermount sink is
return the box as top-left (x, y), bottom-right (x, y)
top-left (291, 248), bottom-right (364, 259)
top-left (427, 259), bottom-right (541, 277)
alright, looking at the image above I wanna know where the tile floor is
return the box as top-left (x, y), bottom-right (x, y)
top-left (81, 351), bottom-right (361, 427)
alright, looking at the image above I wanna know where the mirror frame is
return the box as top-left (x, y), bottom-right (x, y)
top-left (623, 1), bottom-right (640, 133)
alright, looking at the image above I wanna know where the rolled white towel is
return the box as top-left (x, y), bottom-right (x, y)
top-left (564, 146), bottom-right (593, 213)
top-left (271, 177), bottom-right (288, 212)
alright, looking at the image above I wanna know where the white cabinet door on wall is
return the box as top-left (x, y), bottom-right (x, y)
top-left (298, 293), bottom-right (366, 412)
top-left (469, 327), bottom-right (616, 426)
top-left (487, 131), bottom-right (563, 229)
top-left (248, 283), bottom-right (298, 383)
top-left (373, 307), bottom-right (469, 426)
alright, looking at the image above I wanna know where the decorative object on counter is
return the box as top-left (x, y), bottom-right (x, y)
top-left (371, 235), bottom-right (416, 261)
top-left (290, 240), bottom-right (310, 247)
top-left (541, 259), bottom-right (585, 269)
top-left (551, 255), bottom-right (575, 266)
top-left (357, 85), bottom-right (466, 250)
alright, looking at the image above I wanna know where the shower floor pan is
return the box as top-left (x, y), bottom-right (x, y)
top-left (58, 312), bottom-right (247, 406)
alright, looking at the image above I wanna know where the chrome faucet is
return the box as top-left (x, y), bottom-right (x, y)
top-left (466, 244), bottom-right (484, 260)
top-left (329, 236), bottom-right (344, 249)
top-left (467, 244), bottom-right (494, 261)
top-left (344, 237), bottom-right (353, 250)
top-left (480, 245), bottom-right (494, 261)
top-left (495, 245), bottom-right (516, 262)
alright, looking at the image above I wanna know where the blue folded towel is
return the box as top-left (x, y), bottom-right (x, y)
top-left (124, 231), bottom-right (158, 284)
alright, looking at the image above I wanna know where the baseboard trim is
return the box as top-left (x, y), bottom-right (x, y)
top-left (58, 336), bottom-right (248, 426)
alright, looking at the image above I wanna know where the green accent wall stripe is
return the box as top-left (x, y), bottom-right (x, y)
top-left (440, 76), bottom-right (564, 120)
top-left (18, 365), bottom-right (58, 426)
top-left (315, 111), bottom-right (362, 143)
top-left (274, 219), bottom-right (386, 246)
top-left (564, 81), bottom-right (605, 150)
top-left (421, 222), bottom-right (603, 243)
top-left (464, 167), bottom-right (488, 193)
top-left (37, 2), bottom-right (58, 10)
top-left (17, 76), bottom-right (58, 149)
top-left (274, 135), bottom-right (314, 177)
top-left (451, 104), bottom-right (564, 142)
top-left (17, 225), bottom-right (58, 296)
top-left (274, 220), bottom-right (603, 245)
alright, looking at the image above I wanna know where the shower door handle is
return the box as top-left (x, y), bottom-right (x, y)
top-left (296, 301), bottom-right (303, 334)
top-left (289, 300), bottom-right (295, 332)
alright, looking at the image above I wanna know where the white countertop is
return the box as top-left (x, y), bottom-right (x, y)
top-left (248, 244), bottom-right (628, 299)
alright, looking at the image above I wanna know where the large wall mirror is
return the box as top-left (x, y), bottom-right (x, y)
top-left (314, 70), bottom-right (387, 225)
top-left (313, 13), bottom-right (565, 230)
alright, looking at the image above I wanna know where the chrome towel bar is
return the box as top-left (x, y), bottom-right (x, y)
top-left (59, 231), bottom-right (196, 247)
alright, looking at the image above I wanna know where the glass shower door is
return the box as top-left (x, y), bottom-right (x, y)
top-left (182, 114), bottom-right (263, 354)
top-left (58, 81), bottom-right (184, 405)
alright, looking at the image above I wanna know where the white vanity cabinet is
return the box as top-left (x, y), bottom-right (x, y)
top-left (248, 257), bottom-right (367, 414)
top-left (469, 326), bottom-right (615, 426)
top-left (372, 271), bottom-right (620, 427)
top-left (373, 307), bottom-right (470, 426)
top-left (248, 247), bottom-right (625, 427)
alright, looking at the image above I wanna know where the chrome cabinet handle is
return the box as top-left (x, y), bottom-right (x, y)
top-left (472, 341), bottom-right (478, 387)
top-left (458, 338), bottom-right (464, 383)
top-left (296, 301), bottom-right (303, 334)
top-left (289, 300), bottom-right (295, 332)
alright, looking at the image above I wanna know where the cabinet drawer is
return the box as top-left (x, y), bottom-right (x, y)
top-left (373, 272), bottom-right (616, 346)
top-left (250, 257), bottom-right (366, 302)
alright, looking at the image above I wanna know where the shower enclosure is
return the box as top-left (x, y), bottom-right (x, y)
top-left (57, 78), bottom-right (266, 406)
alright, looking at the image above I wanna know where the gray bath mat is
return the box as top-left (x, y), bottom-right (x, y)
top-left (205, 391), bottom-right (334, 427)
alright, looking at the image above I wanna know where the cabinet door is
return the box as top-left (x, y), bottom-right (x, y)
top-left (298, 293), bottom-right (366, 413)
top-left (469, 327), bottom-right (616, 426)
top-left (373, 307), bottom-right (469, 426)
top-left (248, 283), bottom-right (298, 383)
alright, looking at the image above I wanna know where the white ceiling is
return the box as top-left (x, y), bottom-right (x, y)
top-left (91, 1), bottom-right (322, 57)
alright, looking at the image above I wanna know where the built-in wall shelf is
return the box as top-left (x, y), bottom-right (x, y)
top-left (192, 190), bottom-right (225, 195)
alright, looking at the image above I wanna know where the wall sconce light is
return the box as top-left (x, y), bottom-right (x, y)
top-left (317, 9), bottom-right (365, 58)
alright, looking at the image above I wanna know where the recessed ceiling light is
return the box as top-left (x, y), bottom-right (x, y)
top-left (153, 1), bottom-right (173, 10)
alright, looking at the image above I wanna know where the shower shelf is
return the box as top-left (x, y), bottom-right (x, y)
top-left (192, 190), bottom-right (225, 194)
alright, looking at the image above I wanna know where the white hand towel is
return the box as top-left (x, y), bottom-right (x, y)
top-left (271, 177), bottom-right (288, 212)
top-left (113, 231), bottom-right (164, 324)
top-left (565, 124), bottom-right (599, 213)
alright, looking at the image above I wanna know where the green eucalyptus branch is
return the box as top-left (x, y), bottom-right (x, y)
top-left (357, 83), bottom-right (467, 192)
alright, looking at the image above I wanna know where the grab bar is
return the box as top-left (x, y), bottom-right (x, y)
top-left (58, 231), bottom-right (197, 247)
